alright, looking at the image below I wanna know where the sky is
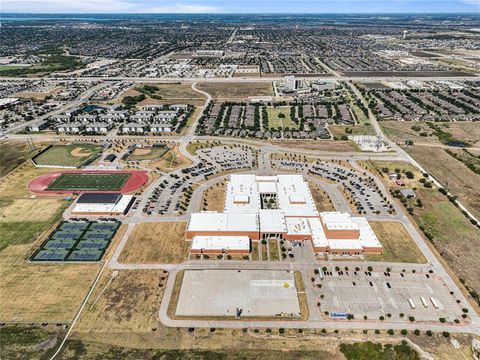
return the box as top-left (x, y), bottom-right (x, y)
top-left (1, 0), bottom-right (479, 14)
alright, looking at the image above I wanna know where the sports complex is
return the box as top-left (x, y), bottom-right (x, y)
top-left (31, 220), bottom-right (120, 262)
top-left (28, 170), bottom-right (149, 194)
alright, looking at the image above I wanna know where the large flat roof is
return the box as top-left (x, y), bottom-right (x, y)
top-left (188, 212), bottom-right (259, 232)
top-left (259, 210), bottom-right (287, 233)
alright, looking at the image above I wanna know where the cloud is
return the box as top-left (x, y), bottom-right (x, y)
top-left (1, 0), bottom-right (221, 13)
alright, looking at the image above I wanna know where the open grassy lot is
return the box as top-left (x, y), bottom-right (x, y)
top-left (0, 198), bottom-right (64, 222)
top-left (33, 144), bottom-right (103, 168)
top-left (126, 145), bottom-right (169, 161)
top-left (118, 222), bottom-right (189, 264)
top-left (369, 160), bottom-right (480, 307)
top-left (202, 181), bottom-right (225, 212)
top-left (196, 81), bottom-right (273, 99)
top-left (366, 221), bottom-right (426, 263)
top-left (0, 141), bottom-right (34, 178)
top-left (47, 173), bottom-right (130, 191)
top-left (328, 124), bottom-right (375, 138)
top-left (0, 260), bottom-right (99, 322)
top-left (272, 140), bottom-right (357, 152)
top-left (266, 106), bottom-right (298, 130)
top-left (406, 145), bottom-right (480, 219)
top-left (150, 146), bottom-right (192, 171)
top-left (381, 121), bottom-right (480, 148)
top-left (0, 324), bottom-right (65, 360)
top-left (118, 83), bottom-right (206, 107)
top-left (340, 341), bottom-right (420, 360)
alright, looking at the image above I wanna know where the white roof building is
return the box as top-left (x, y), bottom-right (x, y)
top-left (186, 175), bottom-right (382, 255)
top-left (191, 236), bottom-right (250, 253)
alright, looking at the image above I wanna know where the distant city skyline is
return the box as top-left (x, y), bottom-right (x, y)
top-left (2, 0), bottom-right (480, 14)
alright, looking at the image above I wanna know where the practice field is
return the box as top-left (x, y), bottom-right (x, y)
top-left (29, 170), bottom-right (148, 194)
top-left (31, 220), bottom-right (120, 262)
top-left (127, 145), bottom-right (169, 162)
top-left (32, 144), bottom-right (103, 168)
top-left (47, 173), bottom-right (130, 191)
top-left (175, 270), bottom-right (301, 317)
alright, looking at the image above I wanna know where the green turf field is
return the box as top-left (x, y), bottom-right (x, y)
top-left (266, 106), bottom-right (299, 130)
top-left (126, 145), bottom-right (169, 161)
top-left (47, 173), bottom-right (130, 191)
top-left (33, 144), bottom-right (103, 167)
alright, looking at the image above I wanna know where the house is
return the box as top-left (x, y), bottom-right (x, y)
top-left (122, 123), bottom-right (145, 133)
top-left (85, 122), bottom-right (111, 134)
top-left (170, 104), bottom-right (188, 111)
top-left (56, 122), bottom-right (84, 134)
top-left (75, 114), bottom-right (97, 123)
top-left (27, 121), bottom-right (48, 132)
top-left (151, 122), bottom-right (173, 133)
top-left (400, 189), bottom-right (416, 199)
top-left (50, 114), bottom-right (71, 122)
top-left (154, 110), bottom-right (177, 121)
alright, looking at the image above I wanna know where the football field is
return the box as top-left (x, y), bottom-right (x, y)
top-left (46, 173), bottom-right (130, 191)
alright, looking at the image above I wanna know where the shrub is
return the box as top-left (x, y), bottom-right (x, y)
top-left (401, 329), bottom-right (408, 336)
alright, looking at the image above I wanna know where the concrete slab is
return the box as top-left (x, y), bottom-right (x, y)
top-left (176, 269), bottom-right (300, 317)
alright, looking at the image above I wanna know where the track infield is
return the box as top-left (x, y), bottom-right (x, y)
top-left (28, 170), bottom-right (148, 194)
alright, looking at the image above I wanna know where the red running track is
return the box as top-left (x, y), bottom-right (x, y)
top-left (28, 170), bottom-right (149, 195)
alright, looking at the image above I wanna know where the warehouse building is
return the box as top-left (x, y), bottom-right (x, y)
top-left (186, 174), bottom-right (382, 256)
top-left (71, 193), bottom-right (135, 216)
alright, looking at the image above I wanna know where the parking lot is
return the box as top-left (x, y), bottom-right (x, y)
top-left (176, 270), bottom-right (300, 317)
top-left (315, 269), bottom-right (464, 323)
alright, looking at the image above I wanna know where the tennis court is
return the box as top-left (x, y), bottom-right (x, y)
top-left (46, 173), bottom-right (130, 191)
top-left (31, 220), bottom-right (120, 262)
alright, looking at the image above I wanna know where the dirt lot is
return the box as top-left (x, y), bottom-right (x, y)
top-left (366, 221), bottom-right (426, 263)
top-left (406, 145), bottom-right (480, 219)
top-left (202, 182), bottom-right (226, 212)
top-left (118, 222), bottom-right (189, 264)
top-left (196, 81), bottom-right (273, 99)
top-left (272, 140), bottom-right (357, 152)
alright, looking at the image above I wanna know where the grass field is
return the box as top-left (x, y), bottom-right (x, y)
top-left (269, 240), bottom-right (280, 260)
top-left (0, 141), bottom-right (33, 177)
top-left (406, 145), bottom-right (480, 219)
top-left (118, 222), bottom-right (189, 264)
top-left (308, 182), bottom-right (335, 212)
top-left (369, 160), bottom-right (480, 307)
top-left (196, 81), bottom-right (273, 99)
top-left (47, 173), bottom-right (130, 191)
top-left (328, 124), bottom-right (375, 138)
top-left (33, 144), bottom-right (103, 168)
top-left (126, 145), bottom-right (169, 161)
top-left (266, 106), bottom-right (298, 130)
top-left (340, 341), bottom-right (420, 360)
top-left (118, 83), bottom-right (206, 107)
top-left (150, 146), bottom-right (192, 171)
top-left (272, 140), bottom-right (357, 152)
top-left (366, 221), bottom-right (426, 263)
top-left (381, 121), bottom-right (480, 148)
top-left (202, 182), bottom-right (225, 212)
